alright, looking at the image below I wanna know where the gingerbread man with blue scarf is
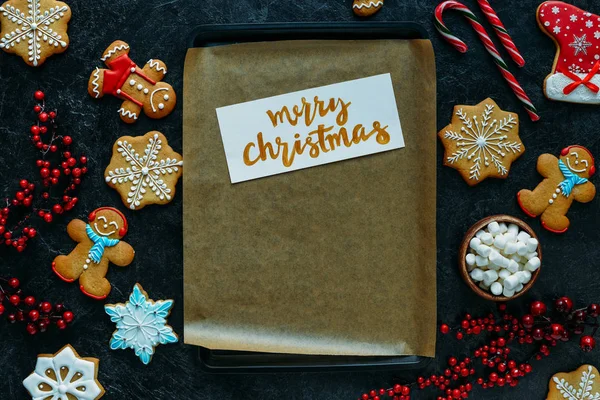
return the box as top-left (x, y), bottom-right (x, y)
top-left (518, 146), bottom-right (596, 233)
top-left (52, 207), bottom-right (135, 299)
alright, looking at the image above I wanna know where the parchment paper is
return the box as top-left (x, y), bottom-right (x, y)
top-left (183, 39), bottom-right (437, 356)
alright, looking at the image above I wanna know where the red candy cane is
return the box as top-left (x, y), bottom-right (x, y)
top-left (434, 1), bottom-right (539, 122)
top-left (477, 0), bottom-right (525, 67)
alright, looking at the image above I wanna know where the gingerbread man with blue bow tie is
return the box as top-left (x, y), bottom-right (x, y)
top-left (518, 146), bottom-right (596, 233)
top-left (52, 207), bottom-right (135, 299)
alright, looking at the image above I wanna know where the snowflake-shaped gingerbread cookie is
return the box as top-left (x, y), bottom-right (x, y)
top-left (23, 344), bottom-right (105, 400)
top-left (104, 131), bottom-right (183, 210)
top-left (0, 0), bottom-right (71, 66)
top-left (438, 98), bottom-right (524, 186)
top-left (104, 283), bottom-right (178, 365)
top-left (547, 365), bottom-right (600, 400)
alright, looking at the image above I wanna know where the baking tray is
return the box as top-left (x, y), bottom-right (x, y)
top-left (190, 21), bottom-right (432, 373)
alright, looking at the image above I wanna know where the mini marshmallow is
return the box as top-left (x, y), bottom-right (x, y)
top-left (499, 269), bottom-right (511, 280)
top-left (475, 230), bottom-right (486, 239)
top-left (503, 274), bottom-right (520, 290)
top-left (526, 238), bottom-right (539, 252)
top-left (470, 268), bottom-right (485, 282)
top-left (466, 253), bottom-right (476, 266)
top-left (504, 231), bottom-right (517, 243)
top-left (483, 270), bottom-right (499, 284)
top-left (480, 232), bottom-right (494, 245)
top-left (507, 223), bottom-right (519, 236)
top-left (525, 252), bottom-right (538, 260)
top-left (503, 286), bottom-right (515, 298)
top-left (520, 270), bottom-right (532, 284)
top-left (504, 241), bottom-right (518, 255)
top-left (525, 257), bottom-right (541, 272)
top-left (476, 245), bottom-right (492, 258)
top-left (515, 283), bottom-right (524, 293)
top-left (509, 254), bottom-right (521, 263)
top-left (516, 242), bottom-right (528, 256)
top-left (488, 221), bottom-right (500, 235)
top-left (493, 235), bottom-right (507, 250)
top-left (475, 255), bottom-right (489, 267)
top-left (469, 237), bottom-right (481, 250)
top-left (507, 260), bottom-right (519, 273)
top-left (498, 222), bottom-right (508, 233)
top-left (490, 282), bottom-right (503, 296)
top-left (487, 262), bottom-right (501, 271)
top-left (479, 282), bottom-right (491, 290)
top-left (517, 231), bottom-right (531, 242)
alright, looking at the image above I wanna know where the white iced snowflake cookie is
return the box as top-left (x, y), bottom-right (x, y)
top-left (0, 0), bottom-right (71, 66)
top-left (438, 98), bottom-right (524, 186)
top-left (105, 283), bottom-right (178, 365)
top-left (23, 344), bottom-right (105, 400)
top-left (104, 131), bottom-right (183, 210)
top-left (547, 365), bottom-right (600, 400)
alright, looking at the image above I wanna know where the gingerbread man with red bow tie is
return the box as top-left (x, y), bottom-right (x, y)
top-left (87, 40), bottom-right (176, 123)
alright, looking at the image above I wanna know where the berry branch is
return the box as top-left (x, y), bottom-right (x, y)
top-left (358, 297), bottom-right (600, 400)
top-left (0, 277), bottom-right (74, 335)
top-left (1, 91), bottom-right (87, 252)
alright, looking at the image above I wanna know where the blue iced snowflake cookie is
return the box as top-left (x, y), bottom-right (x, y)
top-left (104, 283), bottom-right (178, 365)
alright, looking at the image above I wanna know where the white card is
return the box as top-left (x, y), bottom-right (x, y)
top-left (216, 73), bottom-right (405, 183)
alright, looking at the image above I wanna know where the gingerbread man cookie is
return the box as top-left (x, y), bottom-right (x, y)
top-left (353, 0), bottom-right (383, 17)
top-left (0, 0), bottom-right (71, 66)
top-left (52, 207), bottom-right (134, 299)
top-left (438, 98), bottom-right (524, 186)
top-left (88, 40), bottom-right (176, 123)
top-left (518, 146), bottom-right (596, 233)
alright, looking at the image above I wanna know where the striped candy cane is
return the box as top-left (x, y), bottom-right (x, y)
top-left (477, 0), bottom-right (525, 67)
top-left (434, 1), bottom-right (539, 122)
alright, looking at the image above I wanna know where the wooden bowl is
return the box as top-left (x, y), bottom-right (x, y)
top-left (459, 215), bottom-right (542, 302)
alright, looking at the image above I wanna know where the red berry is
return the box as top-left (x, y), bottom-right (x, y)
top-left (448, 357), bottom-right (457, 366)
top-left (530, 301), bottom-right (547, 316)
top-left (588, 304), bottom-right (600, 318)
top-left (393, 384), bottom-right (403, 394)
top-left (33, 105), bottom-right (41, 113)
top-left (26, 323), bottom-right (37, 335)
top-left (9, 294), bottom-right (20, 306)
top-left (34, 90), bottom-right (44, 101)
top-left (43, 213), bottom-right (53, 223)
top-left (30, 125), bottom-right (40, 135)
top-left (39, 125), bottom-right (47, 134)
top-left (8, 277), bottom-right (19, 288)
top-left (24, 296), bottom-right (36, 306)
top-left (48, 111), bottom-right (56, 119)
top-left (521, 314), bottom-right (534, 329)
top-left (0, 304), bottom-right (4, 314)
top-left (38, 112), bottom-right (48, 122)
top-left (456, 332), bottom-right (464, 340)
top-left (28, 310), bottom-right (39, 321)
top-left (72, 168), bottom-right (81, 178)
top-left (40, 302), bottom-right (52, 313)
top-left (581, 336), bottom-right (596, 352)
top-left (63, 311), bottom-right (74, 323)
top-left (67, 157), bottom-right (76, 167)
top-left (27, 228), bottom-right (36, 238)
top-left (49, 145), bottom-right (58, 153)
top-left (52, 204), bottom-right (63, 214)
top-left (38, 320), bottom-right (48, 332)
top-left (7, 313), bottom-right (16, 323)
top-left (80, 156), bottom-right (87, 164)
top-left (550, 323), bottom-right (565, 340)
top-left (62, 136), bottom-right (72, 145)
top-left (40, 168), bottom-right (50, 178)
top-left (54, 303), bottom-right (65, 313)
top-left (440, 324), bottom-right (450, 334)
top-left (56, 319), bottom-right (67, 329)
top-left (555, 296), bottom-right (573, 313)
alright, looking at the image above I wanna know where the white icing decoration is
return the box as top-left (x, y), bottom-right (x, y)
top-left (136, 84), bottom-right (143, 91)
top-left (104, 284), bottom-right (178, 365)
top-left (158, 103), bottom-right (164, 110)
top-left (129, 79), bottom-right (135, 86)
top-left (569, 34), bottom-right (592, 56)
top-left (22, 345), bottom-right (103, 400)
top-left (149, 88), bottom-right (168, 112)
top-left (545, 73), bottom-right (600, 103)
top-left (552, 365), bottom-right (600, 399)
top-left (163, 94), bottom-right (169, 101)
top-left (444, 104), bottom-right (520, 181)
top-left (100, 43), bottom-right (129, 61)
top-left (117, 108), bottom-right (138, 120)
top-left (91, 68), bottom-right (101, 99)
top-left (146, 59), bottom-right (166, 74)
top-left (105, 133), bottom-right (183, 210)
top-left (0, 0), bottom-right (69, 66)
top-left (353, 0), bottom-right (383, 9)
top-left (143, 88), bottom-right (149, 94)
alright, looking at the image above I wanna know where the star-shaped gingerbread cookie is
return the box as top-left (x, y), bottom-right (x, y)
top-left (105, 131), bottom-right (183, 210)
top-left (0, 0), bottom-right (71, 66)
top-left (438, 98), bottom-right (524, 186)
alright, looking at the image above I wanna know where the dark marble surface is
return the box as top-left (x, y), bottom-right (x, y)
top-left (1, 0), bottom-right (600, 399)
